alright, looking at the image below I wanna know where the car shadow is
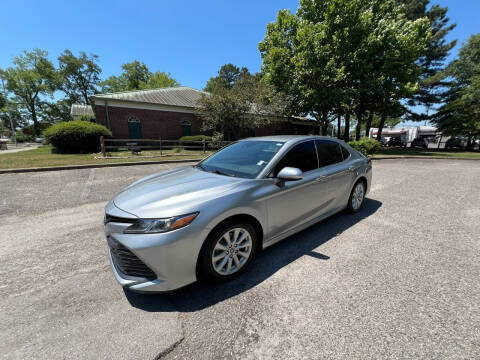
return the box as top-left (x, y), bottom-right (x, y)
top-left (125, 198), bottom-right (382, 312)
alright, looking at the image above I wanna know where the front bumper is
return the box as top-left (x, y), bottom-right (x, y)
top-left (104, 201), bottom-right (211, 293)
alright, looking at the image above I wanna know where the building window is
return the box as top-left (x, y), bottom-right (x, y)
top-left (181, 119), bottom-right (192, 137)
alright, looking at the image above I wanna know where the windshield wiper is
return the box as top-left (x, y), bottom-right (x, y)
top-left (196, 164), bottom-right (234, 177)
top-left (196, 163), bottom-right (207, 172)
top-left (212, 169), bottom-right (234, 177)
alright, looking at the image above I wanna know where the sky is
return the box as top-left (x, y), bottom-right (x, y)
top-left (1, 0), bottom-right (479, 91)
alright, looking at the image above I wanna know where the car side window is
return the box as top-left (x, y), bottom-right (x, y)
top-left (341, 145), bottom-right (350, 160)
top-left (273, 140), bottom-right (318, 176)
top-left (316, 140), bottom-right (344, 167)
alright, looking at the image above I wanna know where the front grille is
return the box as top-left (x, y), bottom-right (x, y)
top-left (105, 213), bottom-right (137, 224)
top-left (108, 237), bottom-right (156, 279)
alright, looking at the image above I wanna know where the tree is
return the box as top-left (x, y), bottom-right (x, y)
top-left (44, 99), bottom-right (72, 123)
top-left (0, 92), bottom-right (10, 134)
top-left (58, 50), bottom-right (101, 105)
top-left (196, 70), bottom-right (287, 140)
top-left (259, 0), bottom-right (430, 138)
top-left (0, 82), bottom-right (25, 133)
top-left (141, 71), bottom-right (179, 89)
top-left (120, 60), bottom-right (150, 90)
top-left (397, 0), bottom-right (457, 121)
top-left (2, 49), bottom-right (57, 136)
top-left (100, 61), bottom-right (178, 93)
top-left (204, 64), bottom-right (251, 93)
top-left (100, 60), bottom-right (148, 92)
top-left (433, 34), bottom-right (480, 141)
top-left (99, 74), bottom-right (124, 93)
top-left (259, 5), bottom-right (343, 135)
top-left (362, 1), bottom-right (430, 140)
top-left (196, 87), bottom-right (251, 141)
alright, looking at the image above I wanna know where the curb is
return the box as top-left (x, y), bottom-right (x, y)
top-left (0, 159), bottom-right (200, 174)
top-left (371, 156), bottom-right (480, 161)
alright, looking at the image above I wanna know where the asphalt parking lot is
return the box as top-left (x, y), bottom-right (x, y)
top-left (1, 159), bottom-right (479, 359)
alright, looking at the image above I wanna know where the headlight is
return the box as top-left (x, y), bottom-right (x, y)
top-left (123, 212), bottom-right (199, 234)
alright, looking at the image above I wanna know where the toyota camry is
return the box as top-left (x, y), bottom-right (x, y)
top-left (104, 135), bottom-right (372, 293)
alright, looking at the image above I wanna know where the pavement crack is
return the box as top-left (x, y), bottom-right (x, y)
top-left (154, 335), bottom-right (185, 359)
top-left (154, 312), bottom-right (185, 359)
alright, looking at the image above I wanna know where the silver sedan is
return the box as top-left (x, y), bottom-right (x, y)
top-left (104, 135), bottom-right (372, 293)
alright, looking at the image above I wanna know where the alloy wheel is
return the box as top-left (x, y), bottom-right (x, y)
top-left (351, 182), bottom-right (365, 211)
top-left (211, 227), bottom-right (252, 276)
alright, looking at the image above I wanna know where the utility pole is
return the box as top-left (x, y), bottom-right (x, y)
top-left (0, 76), bottom-right (16, 147)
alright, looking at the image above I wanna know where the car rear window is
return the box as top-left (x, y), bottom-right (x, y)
top-left (316, 140), bottom-right (344, 167)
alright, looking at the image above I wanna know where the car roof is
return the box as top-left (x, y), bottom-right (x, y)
top-left (241, 135), bottom-right (342, 145)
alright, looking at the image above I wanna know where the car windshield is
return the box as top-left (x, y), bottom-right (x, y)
top-left (198, 140), bottom-right (284, 178)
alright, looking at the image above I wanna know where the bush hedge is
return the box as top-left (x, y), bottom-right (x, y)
top-left (43, 120), bottom-right (112, 153)
top-left (179, 135), bottom-right (212, 142)
top-left (15, 131), bottom-right (28, 143)
top-left (348, 137), bottom-right (381, 156)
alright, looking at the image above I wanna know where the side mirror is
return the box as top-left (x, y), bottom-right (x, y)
top-left (277, 167), bottom-right (303, 181)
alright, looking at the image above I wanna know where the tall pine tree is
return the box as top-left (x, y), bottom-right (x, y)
top-left (397, 0), bottom-right (456, 121)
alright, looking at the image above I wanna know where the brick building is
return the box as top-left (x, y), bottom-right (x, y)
top-left (92, 86), bottom-right (317, 139)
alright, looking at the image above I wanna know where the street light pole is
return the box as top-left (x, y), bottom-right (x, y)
top-left (0, 76), bottom-right (17, 147)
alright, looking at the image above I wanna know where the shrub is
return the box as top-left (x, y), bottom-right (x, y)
top-left (43, 120), bottom-right (112, 153)
top-left (348, 137), bottom-right (381, 156)
top-left (15, 131), bottom-right (26, 143)
top-left (172, 145), bottom-right (184, 153)
top-left (179, 135), bottom-right (212, 142)
top-left (208, 131), bottom-right (224, 149)
top-left (78, 114), bottom-right (95, 122)
top-left (14, 131), bottom-right (34, 143)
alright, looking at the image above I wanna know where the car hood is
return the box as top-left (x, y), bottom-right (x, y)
top-left (113, 166), bottom-right (244, 218)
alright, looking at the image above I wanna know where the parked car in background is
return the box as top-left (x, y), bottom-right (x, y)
top-left (410, 138), bottom-right (428, 149)
top-left (35, 137), bottom-right (43, 143)
top-left (104, 135), bottom-right (372, 293)
top-left (445, 137), bottom-right (467, 150)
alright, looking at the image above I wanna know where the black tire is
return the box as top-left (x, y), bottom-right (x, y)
top-left (347, 180), bottom-right (366, 213)
top-left (198, 220), bottom-right (258, 282)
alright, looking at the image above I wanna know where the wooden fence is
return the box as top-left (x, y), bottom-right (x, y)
top-left (99, 137), bottom-right (231, 157)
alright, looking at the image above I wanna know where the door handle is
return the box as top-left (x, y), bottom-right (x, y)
top-left (315, 176), bottom-right (327, 182)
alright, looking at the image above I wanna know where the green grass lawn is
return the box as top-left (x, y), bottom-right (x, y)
top-left (373, 147), bottom-right (480, 159)
top-left (1, 145), bottom-right (479, 171)
top-left (0, 146), bottom-right (208, 170)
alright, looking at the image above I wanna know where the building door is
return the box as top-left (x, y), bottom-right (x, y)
top-left (181, 120), bottom-right (192, 137)
top-left (128, 118), bottom-right (142, 139)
